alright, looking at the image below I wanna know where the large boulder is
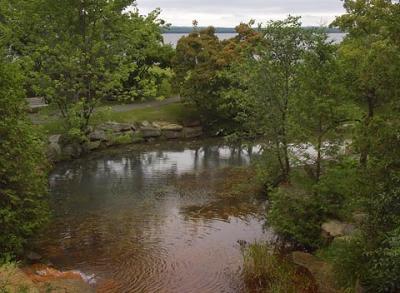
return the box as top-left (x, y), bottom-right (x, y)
top-left (321, 220), bottom-right (356, 238)
top-left (183, 126), bottom-right (203, 138)
top-left (292, 251), bottom-right (340, 293)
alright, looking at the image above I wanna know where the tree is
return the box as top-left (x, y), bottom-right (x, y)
top-left (228, 16), bottom-right (312, 184)
top-left (333, 0), bottom-right (400, 166)
top-left (293, 33), bottom-right (354, 182)
top-left (6, 0), bottom-right (169, 134)
top-left (0, 20), bottom-right (49, 260)
top-left (172, 22), bottom-right (262, 131)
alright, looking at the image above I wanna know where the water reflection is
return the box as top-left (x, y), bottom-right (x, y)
top-left (38, 141), bottom-right (269, 292)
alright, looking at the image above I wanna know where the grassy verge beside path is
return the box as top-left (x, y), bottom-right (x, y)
top-left (30, 98), bottom-right (199, 136)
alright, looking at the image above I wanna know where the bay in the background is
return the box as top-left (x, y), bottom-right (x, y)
top-left (163, 33), bottom-right (346, 47)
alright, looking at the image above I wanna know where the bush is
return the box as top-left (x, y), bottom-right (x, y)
top-left (319, 228), bottom-right (400, 293)
top-left (268, 186), bottom-right (325, 249)
top-left (0, 55), bottom-right (49, 261)
top-left (363, 228), bottom-right (400, 292)
top-left (318, 236), bottom-right (366, 290)
top-left (315, 159), bottom-right (359, 220)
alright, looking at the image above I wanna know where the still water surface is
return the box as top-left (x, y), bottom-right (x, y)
top-left (163, 32), bottom-right (346, 47)
top-left (37, 141), bottom-right (272, 292)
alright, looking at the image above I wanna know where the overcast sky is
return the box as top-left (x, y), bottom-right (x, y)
top-left (135, 0), bottom-right (345, 27)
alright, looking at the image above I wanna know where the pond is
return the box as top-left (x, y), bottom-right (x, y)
top-left (35, 140), bottom-right (274, 292)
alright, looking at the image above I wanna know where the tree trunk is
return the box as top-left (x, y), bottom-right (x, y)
top-left (360, 92), bottom-right (375, 167)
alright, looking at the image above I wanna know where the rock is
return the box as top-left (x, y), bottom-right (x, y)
top-left (87, 141), bottom-right (101, 151)
top-left (46, 142), bottom-right (62, 161)
top-left (152, 122), bottom-right (184, 139)
top-left (62, 143), bottom-right (83, 159)
top-left (48, 134), bottom-right (61, 144)
top-left (140, 120), bottom-right (151, 127)
top-left (183, 126), bottom-right (203, 138)
top-left (140, 126), bottom-right (162, 138)
top-left (154, 122), bottom-right (183, 131)
top-left (163, 130), bottom-right (183, 139)
top-left (98, 122), bottom-right (134, 133)
top-left (88, 130), bottom-right (106, 142)
top-left (292, 251), bottom-right (340, 293)
top-left (26, 251), bottom-right (42, 262)
top-left (321, 220), bottom-right (356, 238)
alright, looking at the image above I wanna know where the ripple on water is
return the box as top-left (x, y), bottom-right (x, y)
top-left (37, 142), bottom-right (271, 292)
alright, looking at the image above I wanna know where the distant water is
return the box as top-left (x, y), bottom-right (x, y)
top-left (163, 32), bottom-right (346, 47)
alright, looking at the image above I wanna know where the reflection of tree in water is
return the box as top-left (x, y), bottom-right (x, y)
top-left (178, 166), bottom-right (266, 222)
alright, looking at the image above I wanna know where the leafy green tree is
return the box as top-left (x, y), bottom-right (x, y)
top-left (173, 26), bottom-right (224, 126)
top-left (333, 0), bottom-right (400, 166)
top-left (6, 0), bottom-right (169, 134)
top-left (293, 33), bottom-right (354, 182)
top-left (228, 16), bottom-right (312, 183)
top-left (173, 23), bottom-right (262, 131)
top-left (0, 22), bottom-right (49, 260)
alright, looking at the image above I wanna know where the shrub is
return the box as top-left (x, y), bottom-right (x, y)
top-left (268, 186), bottom-right (325, 249)
top-left (0, 54), bottom-right (49, 261)
top-left (319, 228), bottom-right (400, 293)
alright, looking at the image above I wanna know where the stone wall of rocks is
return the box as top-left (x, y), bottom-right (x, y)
top-left (47, 121), bottom-right (203, 162)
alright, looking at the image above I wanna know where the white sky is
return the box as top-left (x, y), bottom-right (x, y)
top-left (135, 0), bottom-right (345, 27)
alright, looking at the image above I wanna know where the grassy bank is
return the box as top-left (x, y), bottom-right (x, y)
top-left (32, 102), bottom-right (199, 136)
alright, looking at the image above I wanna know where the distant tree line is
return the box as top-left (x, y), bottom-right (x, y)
top-left (164, 25), bottom-right (342, 34)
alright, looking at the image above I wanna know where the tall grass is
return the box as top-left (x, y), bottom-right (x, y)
top-left (243, 243), bottom-right (317, 293)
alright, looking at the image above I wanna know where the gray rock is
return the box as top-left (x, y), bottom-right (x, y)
top-left (88, 130), bottom-right (107, 142)
top-left (163, 130), bottom-right (183, 139)
top-left (321, 220), bottom-right (356, 238)
top-left (46, 142), bottom-right (62, 162)
top-left (141, 120), bottom-right (151, 127)
top-left (140, 126), bottom-right (162, 138)
top-left (62, 143), bottom-right (83, 159)
top-left (154, 122), bottom-right (183, 131)
top-left (48, 134), bottom-right (61, 144)
top-left (98, 122), bottom-right (134, 133)
top-left (183, 126), bottom-right (203, 138)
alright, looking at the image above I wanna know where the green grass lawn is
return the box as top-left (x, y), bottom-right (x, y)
top-left (33, 102), bottom-right (200, 136)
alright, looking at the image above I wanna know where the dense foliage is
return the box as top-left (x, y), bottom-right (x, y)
top-left (0, 0), bottom-right (399, 290)
top-left (0, 26), bottom-right (49, 261)
top-left (175, 1), bottom-right (400, 291)
top-left (3, 0), bottom-right (173, 135)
